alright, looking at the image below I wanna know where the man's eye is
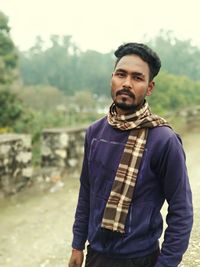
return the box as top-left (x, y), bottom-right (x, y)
top-left (134, 76), bottom-right (142, 81)
top-left (116, 72), bottom-right (125, 77)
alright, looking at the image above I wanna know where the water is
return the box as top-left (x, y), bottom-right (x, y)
top-left (0, 131), bottom-right (199, 267)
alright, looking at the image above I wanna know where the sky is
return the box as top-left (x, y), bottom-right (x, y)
top-left (0, 0), bottom-right (200, 53)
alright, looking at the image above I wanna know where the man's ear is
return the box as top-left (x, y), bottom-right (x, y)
top-left (146, 81), bottom-right (155, 96)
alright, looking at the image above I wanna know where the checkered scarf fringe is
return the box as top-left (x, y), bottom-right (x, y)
top-left (101, 102), bottom-right (168, 233)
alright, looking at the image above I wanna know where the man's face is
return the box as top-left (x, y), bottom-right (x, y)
top-left (111, 54), bottom-right (154, 115)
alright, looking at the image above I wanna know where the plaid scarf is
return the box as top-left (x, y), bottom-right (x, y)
top-left (101, 101), bottom-right (168, 233)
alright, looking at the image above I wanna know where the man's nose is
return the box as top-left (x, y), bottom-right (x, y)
top-left (122, 76), bottom-right (132, 88)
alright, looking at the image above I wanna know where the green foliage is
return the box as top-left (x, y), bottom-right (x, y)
top-left (148, 30), bottom-right (200, 81)
top-left (0, 89), bottom-right (24, 127)
top-left (149, 71), bottom-right (200, 114)
top-left (0, 11), bottom-right (18, 84)
top-left (14, 84), bottom-right (69, 111)
top-left (19, 35), bottom-right (113, 96)
top-left (19, 31), bottom-right (200, 110)
top-left (0, 84), bottom-right (103, 164)
top-left (75, 50), bottom-right (113, 95)
top-left (74, 91), bottom-right (95, 112)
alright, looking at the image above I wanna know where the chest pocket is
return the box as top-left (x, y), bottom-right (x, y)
top-left (88, 138), bottom-right (125, 199)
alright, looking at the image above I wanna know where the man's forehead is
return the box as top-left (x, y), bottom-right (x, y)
top-left (116, 54), bottom-right (147, 69)
top-left (115, 55), bottom-right (149, 74)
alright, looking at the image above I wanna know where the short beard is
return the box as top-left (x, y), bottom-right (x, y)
top-left (114, 101), bottom-right (138, 111)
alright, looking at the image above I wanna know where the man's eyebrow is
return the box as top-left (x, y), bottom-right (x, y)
top-left (115, 68), bottom-right (145, 77)
top-left (115, 68), bottom-right (127, 73)
top-left (132, 71), bottom-right (145, 77)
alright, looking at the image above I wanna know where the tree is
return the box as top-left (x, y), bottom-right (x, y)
top-left (148, 30), bottom-right (200, 81)
top-left (0, 11), bottom-right (18, 85)
top-left (77, 50), bottom-right (113, 96)
top-left (19, 34), bottom-right (77, 93)
top-left (19, 35), bottom-right (114, 96)
top-left (0, 89), bottom-right (24, 127)
top-left (74, 91), bottom-right (95, 112)
top-left (149, 70), bottom-right (200, 114)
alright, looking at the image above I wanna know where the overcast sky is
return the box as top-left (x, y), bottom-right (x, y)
top-left (0, 0), bottom-right (200, 52)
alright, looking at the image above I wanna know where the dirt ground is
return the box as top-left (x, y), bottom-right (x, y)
top-left (0, 130), bottom-right (199, 267)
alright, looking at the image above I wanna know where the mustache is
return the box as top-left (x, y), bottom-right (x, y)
top-left (116, 88), bottom-right (135, 99)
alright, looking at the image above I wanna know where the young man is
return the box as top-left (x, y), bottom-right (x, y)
top-left (68, 43), bottom-right (193, 267)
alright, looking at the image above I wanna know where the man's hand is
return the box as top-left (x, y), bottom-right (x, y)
top-left (68, 249), bottom-right (84, 267)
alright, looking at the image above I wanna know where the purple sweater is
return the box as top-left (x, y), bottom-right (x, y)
top-left (72, 116), bottom-right (193, 267)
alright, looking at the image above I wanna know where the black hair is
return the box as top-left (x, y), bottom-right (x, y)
top-left (114, 42), bottom-right (161, 80)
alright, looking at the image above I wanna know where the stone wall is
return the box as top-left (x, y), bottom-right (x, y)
top-left (0, 105), bottom-right (199, 197)
top-left (41, 127), bottom-right (86, 169)
top-left (186, 106), bottom-right (200, 129)
top-left (0, 127), bottom-right (87, 196)
top-left (0, 134), bottom-right (32, 195)
top-left (176, 106), bottom-right (200, 129)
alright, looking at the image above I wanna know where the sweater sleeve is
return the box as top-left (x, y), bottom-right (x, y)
top-left (155, 134), bottom-right (193, 267)
top-left (71, 129), bottom-right (91, 250)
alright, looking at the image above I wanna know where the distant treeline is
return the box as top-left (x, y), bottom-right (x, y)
top-left (19, 31), bottom-right (200, 112)
top-left (2, 10), bottom-right (200, 163)
top-left (1, 9), bottom-right (200, 116)
top-left (19, 35), bottom-right (113, 96)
